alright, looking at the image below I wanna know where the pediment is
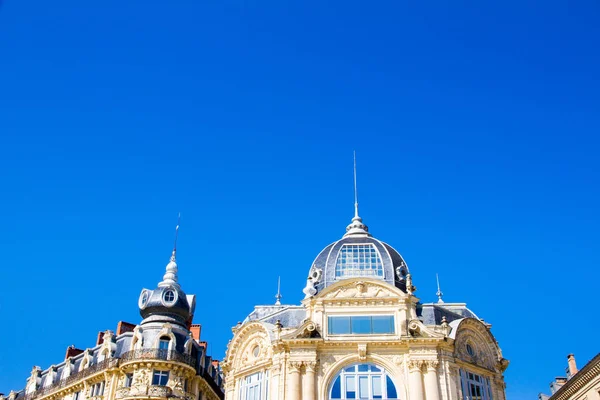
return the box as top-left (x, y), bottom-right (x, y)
top-left (452, 318), bottom-right (504, 372)
top-left (317, 279), bottom-right (405, 301)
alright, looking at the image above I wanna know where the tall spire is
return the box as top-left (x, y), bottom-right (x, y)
top-left (274, 276), bottom-right (282, 306)
top-left (344, 151), bottom-right (370, 237)
top-left (436, 273), bottom-right (444, 303)
top-left (159, 213), bottom-right (181, 288)
top-left (354, 150), bottom-right (359, 218)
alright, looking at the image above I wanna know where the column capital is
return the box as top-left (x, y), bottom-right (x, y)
top-left (425, 360), bottom-right (439, 371)
top-left (289, 361), bottom-right (303, 373)
top-left (408, 360), bottom-right (424, 373)
top-left (304, 361), bottom-right (318, 373)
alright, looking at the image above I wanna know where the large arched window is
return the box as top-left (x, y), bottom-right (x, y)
top-left (335, 244), bottom-right (384, 279)
top-left (330, 363), bottom-right (398, 400)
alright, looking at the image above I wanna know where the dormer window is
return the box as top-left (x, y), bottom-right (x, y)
top-left (335, 244), bottom-right (384, 279)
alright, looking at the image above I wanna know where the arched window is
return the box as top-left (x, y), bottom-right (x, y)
top-left (239, 371), bottom-right (269, 400)
top-left (329, 364), bottom-right (398, 400)
top-left (335, 244), bottom-right (384, 279)
top-left (158, 337), bottom-right (170, 350)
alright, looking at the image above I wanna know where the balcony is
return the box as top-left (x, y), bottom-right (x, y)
top-left (120, 349), bottom-right (196, 368)
top-left (115, 386), bottom-right (172, 399)
top-left (23, 359), bottom-right (118, 400)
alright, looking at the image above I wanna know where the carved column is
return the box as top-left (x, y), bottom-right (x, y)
top-left (408, 361), bottom-right (425, 400)
top-left (302, 362), bottom-right (317, 400)
top-left (445, 366), bottom-right (458, 400)
top-left (287, 362), bottom-right (302, 400)
top-left (424, 361), bottom-right (440, 400)
top-left (270, 364), bottom-right (281, 400)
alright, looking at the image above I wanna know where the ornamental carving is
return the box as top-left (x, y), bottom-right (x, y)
top-left (425, 360), bottom-right (439, 371)
top-left (329, 283), bottom-right (395, 300)
top-left (407, 360), bottom-right (424, 372)
top-left (358, 344), bottom-right (367, 361)
top-left (453, 319), bottom-right (498, 371)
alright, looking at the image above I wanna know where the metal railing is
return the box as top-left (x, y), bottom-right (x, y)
top-left (23, 359), bottom-right (118, 400)
top-left (120, 349), bottom-right (196, 368)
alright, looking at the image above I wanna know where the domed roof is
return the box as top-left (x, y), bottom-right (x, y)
top-left (138, 250), bottom-right (196, 326)
top-left (303, 211), bottom-right (410, 297)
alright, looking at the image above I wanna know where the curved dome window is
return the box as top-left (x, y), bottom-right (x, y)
top-left (335, 244), bottom-right (384, 279)
top-left (330, 363), bottom-right (398, 400)
top-left (162, 289), bottom-right (177, 306)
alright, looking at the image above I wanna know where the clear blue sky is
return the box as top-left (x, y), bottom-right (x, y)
top-left (1, 1), bottom-right (599, 399)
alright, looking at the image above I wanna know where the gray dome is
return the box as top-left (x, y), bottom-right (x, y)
top-left (138, 250), bottom-right (196, 327)
top-left (304, 212), bottom-right (410, 297)
top-left (139, 285), bottom-right (193, 325)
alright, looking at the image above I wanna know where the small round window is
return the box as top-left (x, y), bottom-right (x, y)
top-left (139, 290), bottom-right (149, 309)
top-left (252, 345), bottom-right (260, 357)
top-left (466, 343), bottom-right (475, 356)
top-left (162, 289), bottom-right (177, 306)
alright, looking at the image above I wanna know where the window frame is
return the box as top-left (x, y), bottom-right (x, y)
top-left (327, 315), bottom-right (396, 336)
top-left (334, 244), bottom-right (385, 280)
top-left (459, 369), bottom-right (493, 400)
top-left (238, 370), bottom-right (269, 400)
top-left (152, 370), bottom-right (170, 387)
top-left (329, 363), bottom-right (398, 400)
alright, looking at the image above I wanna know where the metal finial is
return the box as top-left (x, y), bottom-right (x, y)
top-left (344, 151), bottom-right (370, 237)
top-left (171, 212), bottom-right (181, 262)
top-left (354, 150), bottom-right (359, 218)
top-left (275, 276), bottom-right (282, 305)
top-left (159, 214), bottom-right (181, 288)
top-left (436, 273), bottom-right (444, 303)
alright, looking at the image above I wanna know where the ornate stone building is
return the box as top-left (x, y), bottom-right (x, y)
top-left (539, 353), bottom-right (600, 400)
top-left (222, 208), bottom-right (509, 400)
top-left (1, 242), bottom-right (223, 400)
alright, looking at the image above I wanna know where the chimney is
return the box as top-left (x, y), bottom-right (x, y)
top-left (116, 321), bottom-right (136, 335)
top-left (65, 345), bottom-right (84, 360)
top-left (96, 331), bottom-right (105, 346)
top-left (567, 354), bottom-right (578, 377)
top-left (190, 324), bottom-right (202, 341)
top-left (199, 341), bottom-right (207, 349)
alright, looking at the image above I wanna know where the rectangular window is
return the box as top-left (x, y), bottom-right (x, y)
top-left (73, 392), bottom-right (80, 400)
top-left (328, 315), bottom-right (395, 335)
top-left (125, 374), bottom-right (133, 388)
top-left (239, 371), bottom-right (268, 400)
top-left (159, 339), bottom-right (170, 350)
top-left (460, 369), bottom-right (493, 400)
top-left (152, 371), bottom-right (170, 386)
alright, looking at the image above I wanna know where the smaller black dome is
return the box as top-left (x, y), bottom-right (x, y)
top-left (139, 285), bottom-right (192, 325)
top-left (137, 252), bottom-right (195, 327)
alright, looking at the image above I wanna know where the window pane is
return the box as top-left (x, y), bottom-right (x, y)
top-left (346, 376), bottom-right (356, 398)
top-left (357, 364), bottom-right (369, 372)
top-left (335, 244), bottom-right (384, 279)
top-left (358, 376), bottom-right (368, 399)
top-left (371, 316), bottom-right (394, 334)
top-left (329, 316), bottom-right (351, 334)
top-left (331, 376), bottom-right (341, 399)
top-left (351, 316), bottom-right (371, 334)
top-left (386, 376), bottom-right (398, 399)
top-left (372, 376), bottom-right (382, 398)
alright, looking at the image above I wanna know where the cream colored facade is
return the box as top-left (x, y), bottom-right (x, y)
top-left (222, 213), bottom-right (509, 400)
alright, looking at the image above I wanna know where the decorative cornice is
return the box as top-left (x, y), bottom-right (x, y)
top-left (549, 353), bottom-right (600, 400)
